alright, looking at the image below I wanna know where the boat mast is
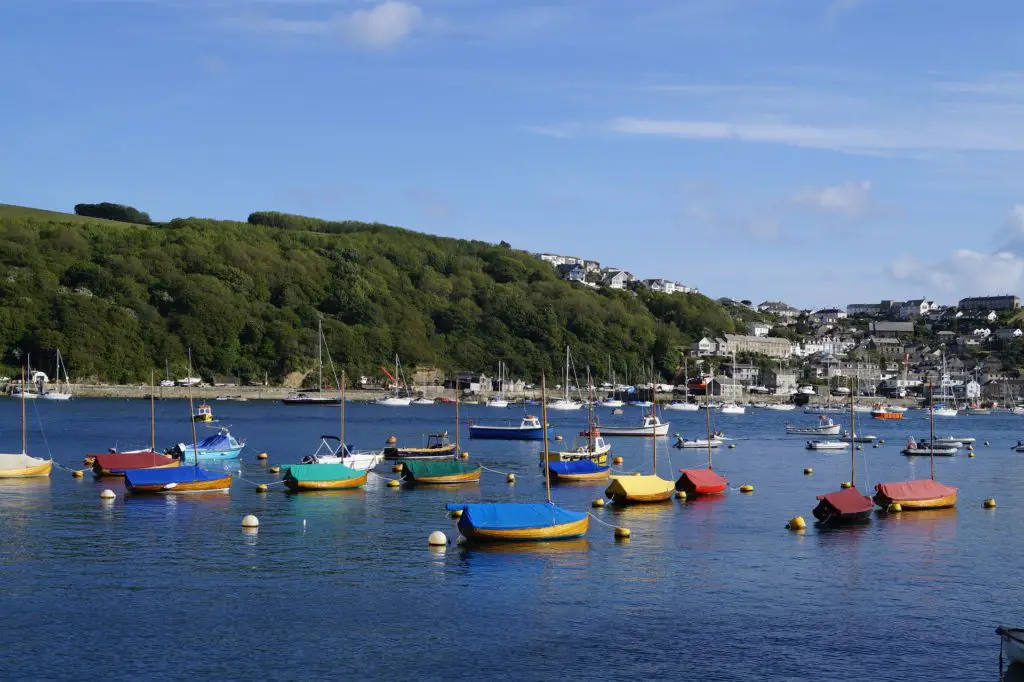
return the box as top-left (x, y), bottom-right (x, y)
top-left (340, 370), bottom-right (346, 448)
top-left (651, 356), bottom-right (658, 475)
top-left (564, 346), bottom-right (570, 403)
top-left (849, 376), bottom-right (855, 486)
top-left (929, 382), bottom-right (935, 481)
top-left (317, 316), bottom-right (323, 395)
top-left (541, 372), bottom-right (552, 504)
top-left (20, 367), bottom-right (26, 454)
top-left (705, 378), bottom-right (714, 469)
top-left (186, 349), bottom-right (200, 466)
top-left (150, 370), bottom-right (156, 452)
top-left (587, 368), bottom-right (594, 453)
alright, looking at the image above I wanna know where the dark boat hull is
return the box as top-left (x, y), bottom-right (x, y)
top-left (812, 500), bottom-right (872, 525)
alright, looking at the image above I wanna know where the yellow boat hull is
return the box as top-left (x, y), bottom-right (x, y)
top-left (409, 469), bottom-right (481, 485)
top-left (130, 476), bottom-right (233, 493)
top-left (0, 460), bottom-right (52, 478)
top-left (461, 516), bottom-right (590, 542)
top-left (605, 474), bottom-right (675, 504)
top-left (877, 492), bottom-right (958, 510)
top-left (193, 415), bottom-right (213, 423)
top-left (283, 471), bottom-right (369, 491)
top-left (553, 469), bottom-right (611, 482)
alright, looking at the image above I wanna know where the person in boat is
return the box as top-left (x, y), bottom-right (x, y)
top-left (906, 437), bottom-right (918, 450)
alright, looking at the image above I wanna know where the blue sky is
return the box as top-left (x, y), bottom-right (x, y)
top-left (5, 0), bottom-right (1024, 308)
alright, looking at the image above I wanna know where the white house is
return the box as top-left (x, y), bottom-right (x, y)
top-left (716, 334), bottom-right (793, 359)
top-left (748, 321), bottom-right (771, 337)
top-left (601, 270), bottom-right (630, 290)
top-left (995, 328), bottom-right (1024, 341)
top-left (556, 263), bottom-right (586, 283)
top-left (987, 311), bottom-right (999, 323)
top-left (758, 301), bottom-right (800, 321)
top-left (642, 278), bottom-right (690, 294)
top-left (692, 337), bottom-right (717, 356)
top-left (898, 299), bottom-right (937, 320)
top-left (809, 308), bottom-right (847, 326)
top-left (973, 328), bottom-right (992, 339)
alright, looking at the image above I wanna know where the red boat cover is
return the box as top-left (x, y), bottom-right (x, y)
top-left (676, 468), bottom-right (728, 494)
top-left (875, 479), bottom-right (957, 501)
top-left (93, 451), bottom-right (174, 471)
top-left (816, 487), bottom-right (873, 514)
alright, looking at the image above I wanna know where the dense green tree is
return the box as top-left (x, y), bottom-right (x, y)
top-left (73, 202), bottom-right (152, 224)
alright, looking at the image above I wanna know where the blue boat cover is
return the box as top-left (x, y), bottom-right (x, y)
top-left (547, 460), bottom-right (609, 475)
top-left (196, 433), bottom-right (232, 450)
top-left (125, 465), bottom-right (227, 486)
top-left (443, 502), bottom-right (586, 529)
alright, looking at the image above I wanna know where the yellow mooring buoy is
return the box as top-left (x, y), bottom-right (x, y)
top-left (675, 490), bottom-right (687, 500)
top-left (803, 468), bottom-right (813, 475)
top-left (387, 479), bottom-right (401, 488)
top-left (786, 516), bottom-right (807, 531)
top-left (614, 527), bottom-right (631, 540)
top-left (984, 497), bottom-right (996, 509)
top-left (592, 498), bottom-right (605, 508)
top-left (613, 456), bottom-right (624, 465)
top-left (256, 452), bottom-right (268, 460)
top-left (840, 481), bottom-right (852, 489)
top-left (887, 503), bottom-right (902, 513)
top-left (740, 484), bottom-right (754, 493)
top-left (256, 484), bottom-right (269, 493)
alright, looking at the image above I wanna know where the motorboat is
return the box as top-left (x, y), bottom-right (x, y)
top-left (720, 402), bottom-right (746, 415)
top-left (598, 414), bottom-right (670, 437)
top-left (674, 433), bottom-right (724, 449)
top-left (806, 440), bottom-right (847, 451)
top-left (541, 431), bottom-right (611, 465)
top-left (468, 415), bottom-right (551, 440)
top-left (839, 431), bottom-right (877, 443)
top-left (996, 627), bottom-right (1024, 667)
top-left (785, 416), bottom-right (841, 436)
top-left (300, 435), bottom-right (384, 471)
top-left (765, 403), bottom-right (796, 411)
top-left (664, 401), bottom-right (699, 412)
top-left (871, 404), bottom-right (904, 420)
top-left (383, 432), bottom-right (457, 460)
top-left (901, 437), bottom-right (956, 457)
top-left (547, 399), bottom-right (583, 411)
top-left (378, 395), bottom-right (413, 407)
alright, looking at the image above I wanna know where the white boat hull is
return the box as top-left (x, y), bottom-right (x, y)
top-left (486, 400), bottom-right (509, 408)
top-left (411, 398), bottom-right (435, 405)
top-left (42, 392), bottom-right (72, 401)
top-left (600, 400), bottom-right (624, 408)
top-left (676, 439), bottom-right (722, 449)
top-left (933, 408), bottom-right (958, 417)
top-left (664, 402), bottom-right (699, 412)
top-left (601, 423), bottom-right (670, 437)
top-left (548, 401), bottom-right (583, 411)
top-left (765, 404), bottom-right (796, 411)
top-left (998, 627), bottom-right (1024, 666)
top-left (378, 397), bottom-right (413, 407)
top-left (306, 450), bottom-right (384, 471)
top-left (806, 440), bottom-right (846, 450)
top-left (720, 405), bottom-right (746, 415)
top-left (786, 425), bottom-right (842, 436)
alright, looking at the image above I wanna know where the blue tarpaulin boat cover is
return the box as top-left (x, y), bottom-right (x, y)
top-left (547, 460), bottom-right (608, 475)
top-left (443, 502), bottom-right (586, 529)
top-left (196, 433), bottom-right (231, 450)
top-left (125, 465), bottom-right (226, 486)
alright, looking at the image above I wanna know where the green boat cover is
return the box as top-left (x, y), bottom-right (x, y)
top-left (400, 459), bottom-right (478, 479)
top-left (281, 463), bottom-right (362, 482)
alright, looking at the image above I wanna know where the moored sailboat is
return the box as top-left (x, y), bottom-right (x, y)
top-left (445, 374), bottom-right (589, 542)
top-left (92, 373), bottom-right (179, 477)
top-left (812, 380), bottom-right (873, 526)
top-left (401, 392), bottom-right (480, 485)
top-left (0, 370), bottom-right (52, 478)
top-left (874, 383), bottom-right (958, 511)
top-left (546, 384), bottom-right (611, 482)
top-left (604, 379), bottom-right (675, 504)
top-left (676, 390), bottom-right (728, 496)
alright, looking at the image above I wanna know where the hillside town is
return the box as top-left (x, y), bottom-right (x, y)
top-left (535, 251), bottom-right (1024, 405)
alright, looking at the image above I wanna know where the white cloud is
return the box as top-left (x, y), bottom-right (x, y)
top-left (227, 1), bottom-right (422, 48)
top-left (792, 180), bottom-right (874, 219)
top-left (888, 206), bottom-right (1024, 298)
top-left (521, 124), bottom-right (578, 138)
top-left (346, 1), bottom-right (421, 48)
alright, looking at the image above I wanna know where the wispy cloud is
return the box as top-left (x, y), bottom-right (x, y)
top-left (825, 0), bottom-right (863, 23)
top-left (226, 0), bottom-right (422, 48)
top-left (520, 123), bottom-right (579, 138)
top-left (792, 180), bottom-right (876, 220)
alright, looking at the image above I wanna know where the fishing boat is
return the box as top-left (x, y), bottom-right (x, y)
top-left (675, 390), bottom-right (728, 496)
top-left (785, 416), bottom-right (841, 436)
top-left (871, 404), bottom-right (903, 420)
top-left (604, 386), bottom-right (675, 504)
top-left (281, 463), bottom-right (367, 491)
top-left (468, 415), bottom-right (550, 440)
top-left (545, 385), bottom-right (611, 481)
top-left (280, 320), bottom-right (342, 404)
top-left (41, 348), bottom-right (72, 400)
top-left (806, 440), bottom-right (847, 451)
top-left (487, 361), bottom-right (509, 408)
top-left (839, 430), bottom-right (880, 440)
top-left (377, 355), bottom-right (413, 406)
top-left (812, 381), bottom-right (873, 526)
top-left (0, 371), bottom-right (52, 478)
top-left (173, 427), bottom-right (245, 462)
top-left (383, 432), bottom-right (456, 460)
top-left (445, 374), bottom-right (589, 542)
top-left (996, 627), bottom-right (1024, 667)
top-left (92, 375), bottom-right (179, 477)
top-left (543, 431), bottom-right (611, 465)
top-left (874, 385), bottom-right (958, 510)
top-left (400, 458), bottom-right (481, 484)
top-left (193, 402), bottom-right (214, 422)
top-left (901, 438), bottom-right (957, 457)
top-left (599, 413), bottom-right (670, 437)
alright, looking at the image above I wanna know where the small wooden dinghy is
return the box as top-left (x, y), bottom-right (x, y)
top-left (873, 480), bottom-right (957, 510)
top-left (125, 465), bottom-right (232, 494)
top-left (813, 486), bottom-right (873, 525)
top-left (281, 463), bottom-right (367, 491)
top-left (92, 451), bottom-right (179, 478)
top-left (0, 453), bottom-right (52, 478)
top-left (445, 502), bottom-right (589, 542)
top-left (605, 474), bottom-right (675, 504)
top-left (548, 459), bottom-right (610, 482)
top-left (383, 432), bottom-right (457, 461)
top-left (675, 468), bottom-right (728, 496)
top-left (400, 459), bottom-right (480, 485)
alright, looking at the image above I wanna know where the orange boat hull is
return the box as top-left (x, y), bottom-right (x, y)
top-left (129, 476), bottom-right (233, 493)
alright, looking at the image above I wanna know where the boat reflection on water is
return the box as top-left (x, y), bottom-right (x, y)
top-left (455, 537), bottom-right (591, 556)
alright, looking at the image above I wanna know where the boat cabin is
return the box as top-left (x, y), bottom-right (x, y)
top-left (426, 432), bottom-right (451, 449)
top-left (521, 416), bottom-right (541, 429)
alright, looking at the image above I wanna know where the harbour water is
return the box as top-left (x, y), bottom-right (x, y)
top-left (2, 399), bottom-right (1024, 681)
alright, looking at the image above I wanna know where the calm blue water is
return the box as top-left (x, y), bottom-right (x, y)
top-left (2, 399), bottom-right (1024, 681)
